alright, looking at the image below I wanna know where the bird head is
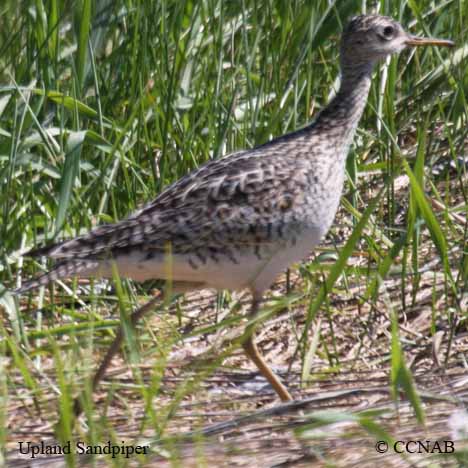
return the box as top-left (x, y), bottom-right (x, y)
top-left (340, 15), bottom-right (454, 70)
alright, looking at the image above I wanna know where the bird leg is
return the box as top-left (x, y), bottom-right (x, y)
top-left (242, 297), bottom-right (293, 402)
top-left (73, 293), bottom-right (162, 416)
top-left (73, 291), bottom-right (292, 416)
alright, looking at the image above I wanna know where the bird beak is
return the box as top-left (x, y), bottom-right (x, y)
top-left (405, 35), bottom-right (455, 47)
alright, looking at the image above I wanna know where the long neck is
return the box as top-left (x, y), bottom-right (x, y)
top-left (257, 62), bottom-right (374, 166)
top-left (311, 63), bottom-right (373, 161)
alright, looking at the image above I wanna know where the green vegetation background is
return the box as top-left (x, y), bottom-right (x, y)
top-left (0, 0), bottom-right (466, 464)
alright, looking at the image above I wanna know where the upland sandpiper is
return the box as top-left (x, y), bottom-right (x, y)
top-left (15, 15), bottom-right (453, 407)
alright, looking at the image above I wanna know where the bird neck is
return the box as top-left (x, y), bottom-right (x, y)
top-left (338, 62), bottom-right (374, 100)
top-left (311, 63), bottom-right (373, 161)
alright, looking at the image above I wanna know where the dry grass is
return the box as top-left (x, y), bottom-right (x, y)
top-left (5, 172), bottom-right (467, 467)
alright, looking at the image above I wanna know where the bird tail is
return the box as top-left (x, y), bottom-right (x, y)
top-left (14, 259), bottom-right (99, 294)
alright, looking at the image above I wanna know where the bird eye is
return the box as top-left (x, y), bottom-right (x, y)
top-left (382, 25), bottom-right (395, 38)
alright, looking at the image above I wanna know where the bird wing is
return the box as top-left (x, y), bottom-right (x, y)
top-left (28, 141), bottom-right (312, 261)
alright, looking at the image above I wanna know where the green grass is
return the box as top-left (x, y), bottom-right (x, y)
top-left (1, 0), bottom-right (467, 465)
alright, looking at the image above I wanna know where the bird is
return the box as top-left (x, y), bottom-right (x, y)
top-left (15, 15), bottom-right (453, 407)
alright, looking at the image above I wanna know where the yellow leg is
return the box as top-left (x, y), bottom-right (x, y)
top-left (242, 298), bottom-right (293, 402)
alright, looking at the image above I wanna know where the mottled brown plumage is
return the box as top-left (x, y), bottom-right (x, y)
top-left (16, 15), bottom-right (453, 404)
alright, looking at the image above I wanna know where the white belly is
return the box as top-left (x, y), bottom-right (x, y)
top-left (85, 226), bottom-right (324, 296)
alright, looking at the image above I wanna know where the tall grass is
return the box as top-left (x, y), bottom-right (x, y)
top-left (0, 0), bottom-right (466, 464)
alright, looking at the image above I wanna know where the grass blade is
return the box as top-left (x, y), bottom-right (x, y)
top-left (55, 131), bottom-right (86, 235)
